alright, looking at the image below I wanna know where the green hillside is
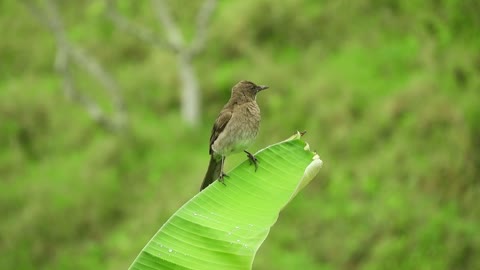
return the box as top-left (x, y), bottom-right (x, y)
top-left (1, 0), bottom-right (479, 269)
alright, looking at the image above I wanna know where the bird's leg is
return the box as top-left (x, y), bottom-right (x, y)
top-left (244, 150), bottom-right (258, 172)
top-left (219, 155), bottom-right (228, 186)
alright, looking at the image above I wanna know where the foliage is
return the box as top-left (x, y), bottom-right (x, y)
top-left (1, 0), bottom-right (479, 269)
top-left (130, 135), bottom-right (321, 270)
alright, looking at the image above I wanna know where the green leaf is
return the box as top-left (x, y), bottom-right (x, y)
top-left (129, 132), bottom-right (323, 270)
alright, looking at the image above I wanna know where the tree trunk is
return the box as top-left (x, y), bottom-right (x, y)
top-left (178, 53), bottom-right (200, 126)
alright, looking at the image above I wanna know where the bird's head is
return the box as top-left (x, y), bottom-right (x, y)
top-left (231, 80), bottom-right (269, 100)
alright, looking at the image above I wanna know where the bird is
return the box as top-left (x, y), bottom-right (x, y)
top-left (200, 80), bottom-right (268, 191)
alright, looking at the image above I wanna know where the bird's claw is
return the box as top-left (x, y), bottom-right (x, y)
top-left (219, 171), bottom-right (229, 186)
top-left (244, 150), bottom-right (258, 172)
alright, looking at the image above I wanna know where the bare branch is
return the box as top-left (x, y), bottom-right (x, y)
top-left (106, 0), bottom-right (216, 126)
top-left (105, 0), bottom-right (176, 52)
top-left (189, 0), bottom-right (217, 55)
top-left (67, 46), bottom-right (124, 109)
top-left (22, 0), bottom-right (127, 131)
top-left (55, 47), bottom-right (112, 129)
top-left (25, 0), bottom-right (105, 123)
top-left (21, 0), bottom-right (67, 43)
top-left (151, 0), bottom-right (184, 50)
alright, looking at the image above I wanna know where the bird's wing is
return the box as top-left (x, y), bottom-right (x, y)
top-left (209, 110), bottom-right (232, 154)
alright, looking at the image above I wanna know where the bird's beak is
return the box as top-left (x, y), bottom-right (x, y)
top-left (256, 85), bottom-right (269, 92)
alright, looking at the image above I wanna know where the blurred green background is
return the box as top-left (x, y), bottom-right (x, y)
top-left (1, 0), bottom-right (479, 269)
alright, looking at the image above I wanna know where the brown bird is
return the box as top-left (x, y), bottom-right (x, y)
top-left (200, 80), bottom-right (268, 190)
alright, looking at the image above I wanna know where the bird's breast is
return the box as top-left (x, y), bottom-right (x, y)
top-left (211, 102), bottom-right (260, 156)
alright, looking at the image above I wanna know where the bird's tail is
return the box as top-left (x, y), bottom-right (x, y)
top-left (200, 155), bottom-right (222, 191)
